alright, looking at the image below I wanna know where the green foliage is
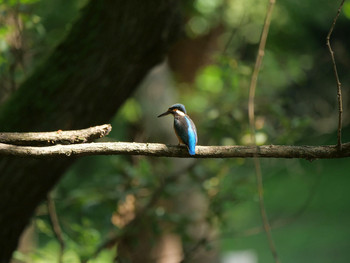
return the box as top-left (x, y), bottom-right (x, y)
top-left (220, 158), bottom-right (350, 263)
top-left (344, 2), bottom-right (350, 19)
top-left (119, 99), bottom-right (142, 124)
top-left (0, 0), bottom-right (84, 103)
top-left (2, 0), bottom-right (349, 262)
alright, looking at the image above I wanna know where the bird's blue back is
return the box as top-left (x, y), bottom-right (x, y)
top-left (174, 114), bottom-right (197, 155)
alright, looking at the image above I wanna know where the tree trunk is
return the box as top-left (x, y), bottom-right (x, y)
top-left (0, 0), bottom-right (181, 261)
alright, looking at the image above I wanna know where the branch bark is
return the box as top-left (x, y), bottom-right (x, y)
top-left (0, 124), bottom-right (111, 146)
top-left (1, 141), bottom-right (349, 159)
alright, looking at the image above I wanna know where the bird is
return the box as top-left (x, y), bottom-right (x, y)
top-left (158, 103), bottom-right (198, 155)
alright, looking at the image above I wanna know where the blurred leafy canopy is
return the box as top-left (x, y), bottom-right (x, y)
top-left (2, 0), bottom-right (350, 262)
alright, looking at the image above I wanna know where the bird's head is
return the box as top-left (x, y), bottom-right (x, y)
top-left (158, 103), bottom-right (187, 118)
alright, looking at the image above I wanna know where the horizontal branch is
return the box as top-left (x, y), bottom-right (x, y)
top-left (0, 124), bottom-right (112, 146)
top-left (0, 141), bottom-right (350, 160)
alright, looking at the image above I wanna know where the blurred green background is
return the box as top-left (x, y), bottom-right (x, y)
top-left (1, 0), bottom-right (350, 262)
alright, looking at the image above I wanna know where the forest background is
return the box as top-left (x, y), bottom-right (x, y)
top-left (0, 0), bottom-right (350, 262)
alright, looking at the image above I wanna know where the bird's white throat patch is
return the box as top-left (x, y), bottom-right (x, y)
top-left (175, 109), bottom-right (185, 116)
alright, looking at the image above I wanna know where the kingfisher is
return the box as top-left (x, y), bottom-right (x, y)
top-left (158, 103), bottom-right (198, 155)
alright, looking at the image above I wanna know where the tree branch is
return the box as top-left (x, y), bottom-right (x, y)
top-left (326, 0), bottom-right (345, 150)
top-left (248, 0), bottom-right (279, 261)
top-left (0, 124), bottom-right (111, 146)
top-left (46, 193), bottom-right (65, 263)
top-left (0, 141), bottom-right (349, 159)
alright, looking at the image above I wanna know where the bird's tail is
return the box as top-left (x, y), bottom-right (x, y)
top-left (188, 145), bottom-right (196, 155)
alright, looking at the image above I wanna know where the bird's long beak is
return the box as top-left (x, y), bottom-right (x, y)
top-left (158, 110), bottom-right (171, 118)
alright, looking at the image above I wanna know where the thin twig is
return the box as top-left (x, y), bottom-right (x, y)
top-left (326, 0), bottom-right (345, 150)
top-left (223, 14), bottom-right (245, 55)
top-left (47, 193), bottom-right (65, 263)
top-left (248, 0), bottom-right (280, 262)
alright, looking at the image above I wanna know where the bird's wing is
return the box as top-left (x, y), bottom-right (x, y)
top-left (174, 115), bottom-right (197, 155)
